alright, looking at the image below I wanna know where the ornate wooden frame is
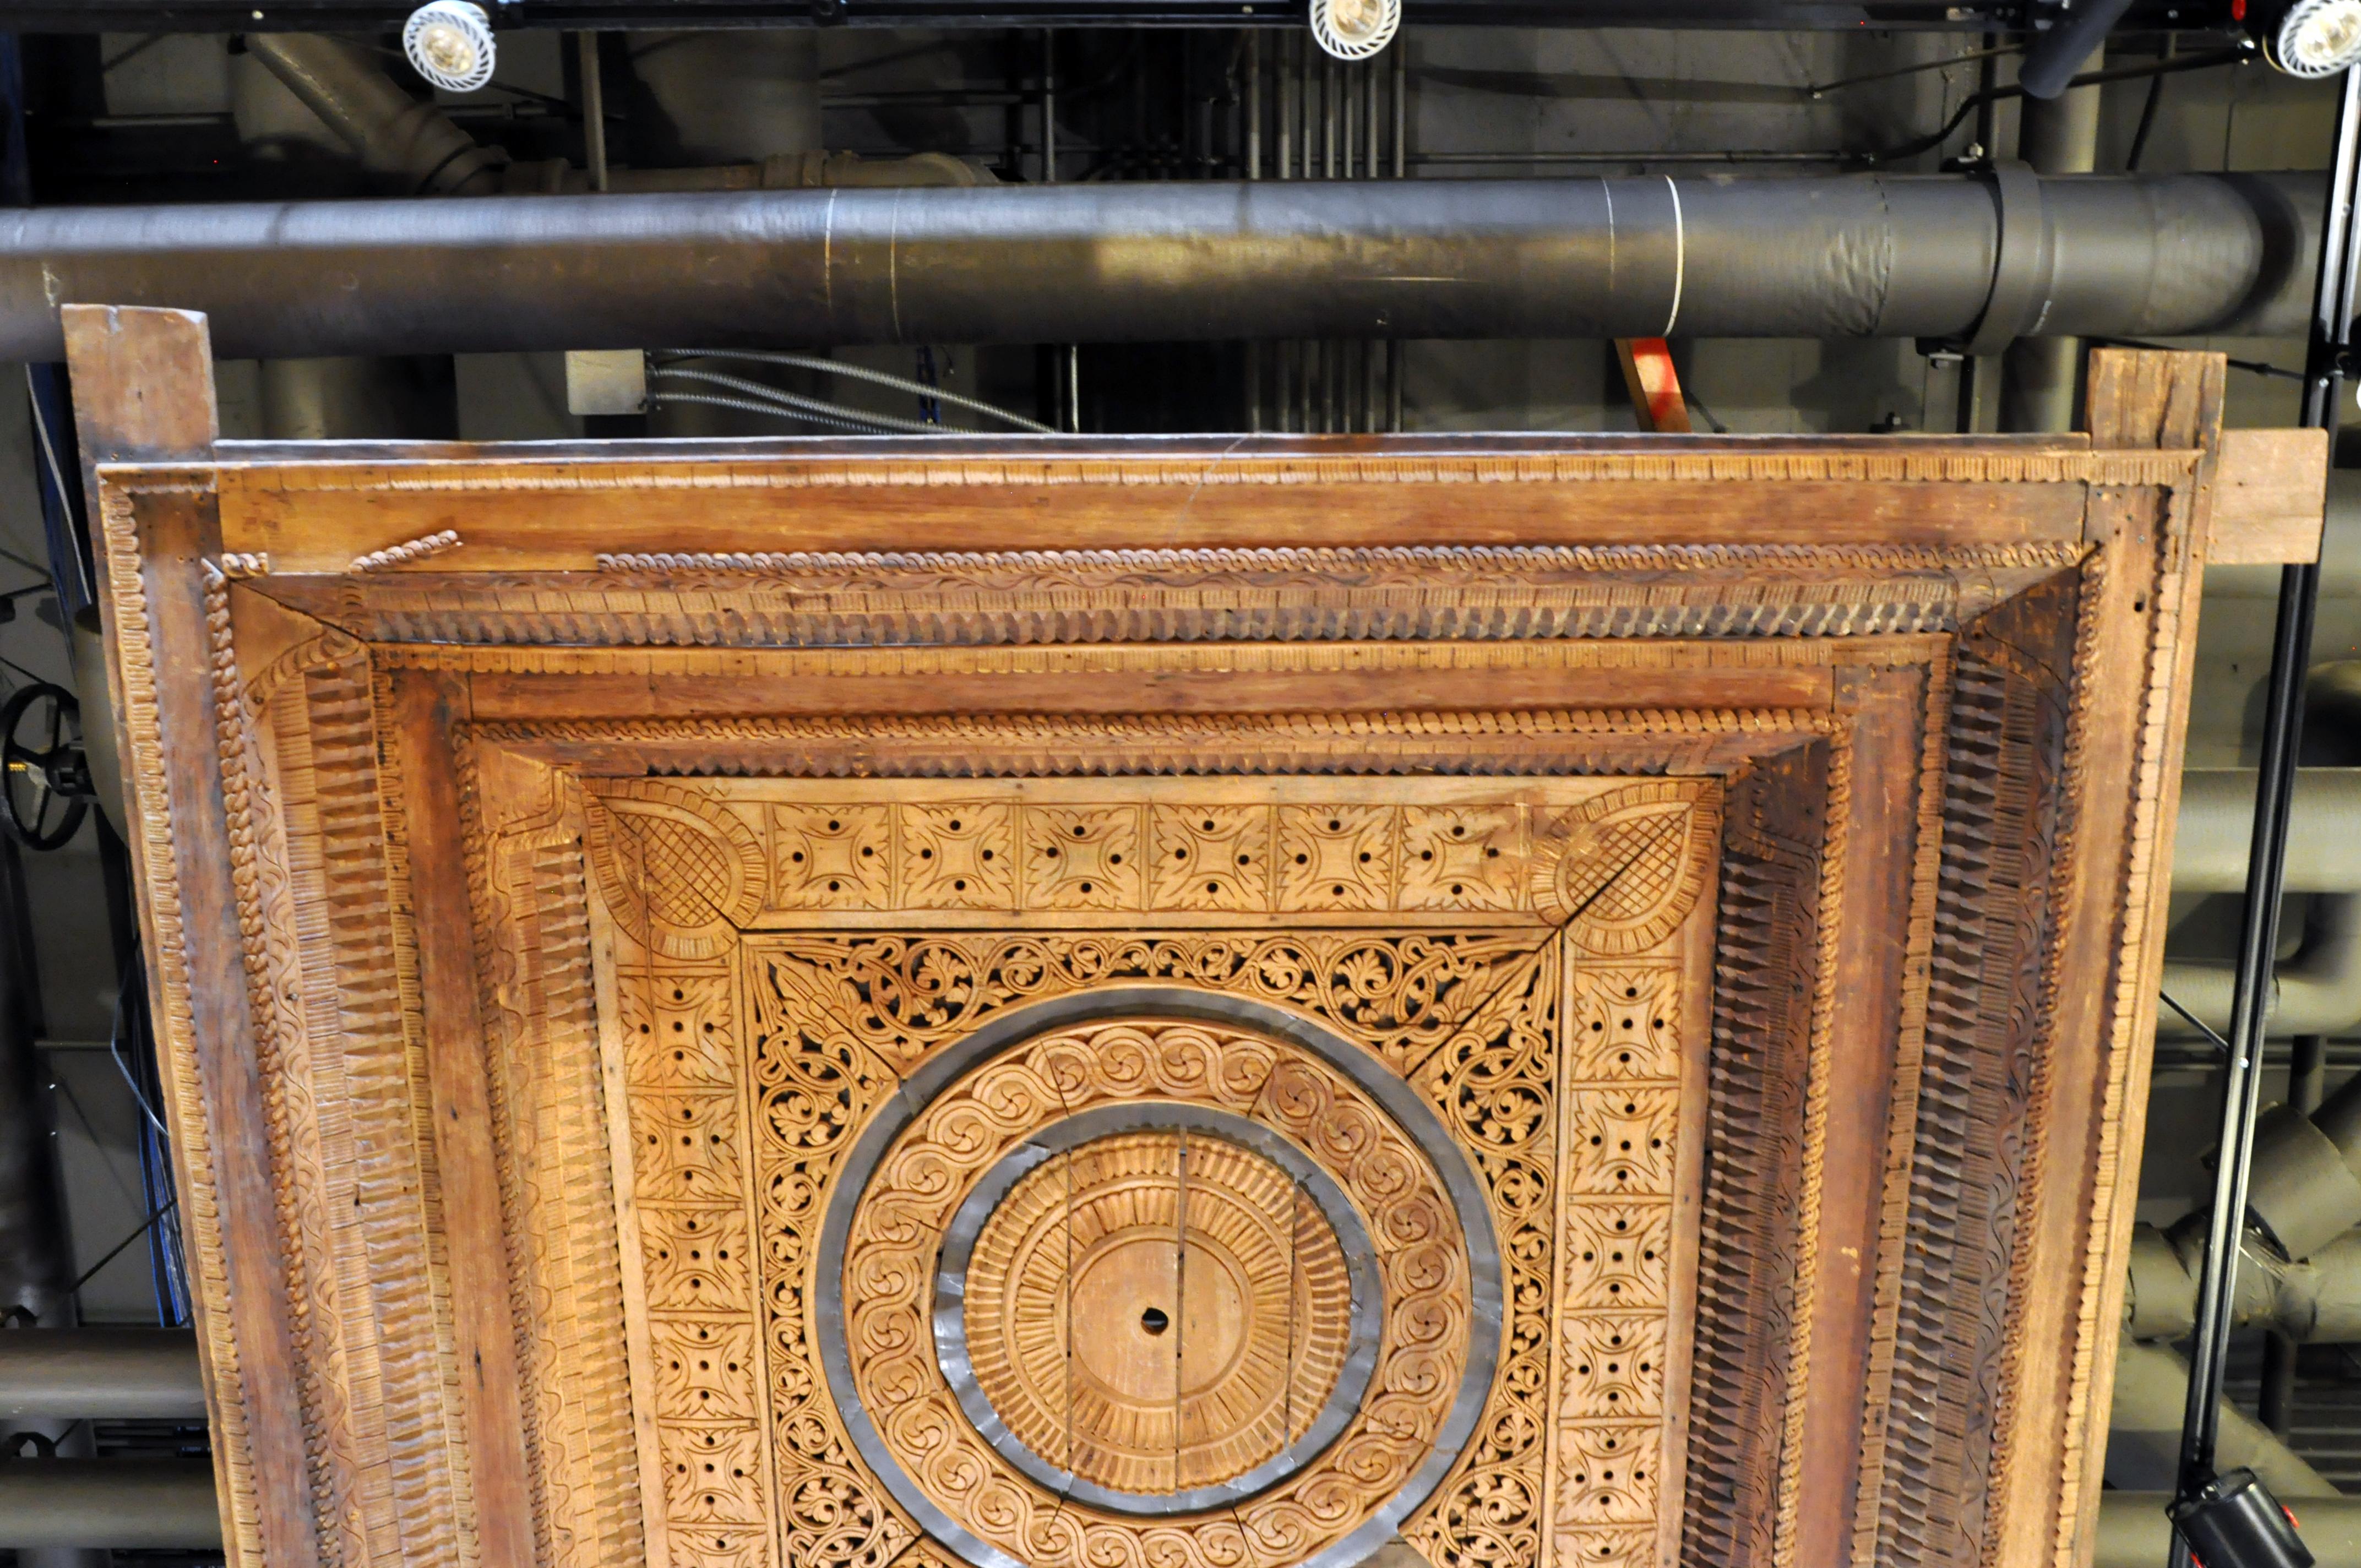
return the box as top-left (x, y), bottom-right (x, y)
top-left (68, 304), bottom-right (2245, 1568)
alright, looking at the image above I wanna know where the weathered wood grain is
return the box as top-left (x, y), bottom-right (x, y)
top-left (2210, 427), bottom-right (2327, 564)
top-left (385, 671), bottom-right (537, 1568)
top-left (66, 306), bottom-right (303, 1568)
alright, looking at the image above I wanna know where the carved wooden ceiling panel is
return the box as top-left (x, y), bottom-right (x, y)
top-left (584, 774), bottom-right (1711, 1568)
top-left (72, 309), bottom-right (2232, 1568)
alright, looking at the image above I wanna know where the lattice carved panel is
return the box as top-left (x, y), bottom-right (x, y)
top-left (572, 777), bottom-right (1715, 1568)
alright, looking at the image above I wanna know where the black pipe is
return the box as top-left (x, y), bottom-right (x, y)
top-left (2019, 0), bottom-right (2140, 99)
top-left (0, 172), bottom-right (2322, 359)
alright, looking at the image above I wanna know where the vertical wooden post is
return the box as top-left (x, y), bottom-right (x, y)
top-left (389, 669), bottom-right (538, 1568)
top-left (1992, 347), bottom-right (2224, 1568)
top-left (1615, 339), bottom-right (1693, 434)
top-left (63, 304), bottom-right (317, 1568)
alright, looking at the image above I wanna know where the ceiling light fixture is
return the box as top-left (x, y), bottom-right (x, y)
top-left (2259, 0), bottom-right (2361, 75)
top-left (1308, 0), bottom-right (1400, 62)
top-left (402, 0), bottom-right (497, 93)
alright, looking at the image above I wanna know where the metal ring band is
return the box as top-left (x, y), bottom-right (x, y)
top-left (814, 986), bottom-right (1504, 1568)
top-left (932, 1100), bottom-right (1385, 1516)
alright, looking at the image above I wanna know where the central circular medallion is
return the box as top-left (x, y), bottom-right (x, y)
top-left (946, 1115), bottom-right (1372, 1509)
top-left (818, 989), bottom-right (1501, 1568)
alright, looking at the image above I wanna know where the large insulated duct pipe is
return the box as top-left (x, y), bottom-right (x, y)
top-left (0, 171), bottom-right (2319, 360)
top-left (246, 34), bottom-right (507, 197)
top-left (2108, 1334), bottom-right (2341, 1499)
top-left (0, 1330), bottom-right (206, 1420)
top-left (2175, 771), bottom-right (2361, 894)
top-left (0, 1461), bottom-right (221, 1549)
top-left (2159, 894), bottom-right (2361, 1038)
top-left (2129, 1221), bottom-right (2361, 1342)
top-left (2163, 768), bottom-right (2361, 1039)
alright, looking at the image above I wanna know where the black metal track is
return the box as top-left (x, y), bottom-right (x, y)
top-left (0, 0), bottom-right (2234, 29)
top-left (2167, 52), bottom-right (2358, 1568)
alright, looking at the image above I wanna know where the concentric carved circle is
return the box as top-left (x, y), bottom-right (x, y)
top-left (814, 988), bottom-right (1502, 1568)
top-left (941, 1107), bottom-right (1379, 1512)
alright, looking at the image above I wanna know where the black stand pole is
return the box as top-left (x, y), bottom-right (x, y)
top-left (2166, 62), bottom-right (2361, 1568)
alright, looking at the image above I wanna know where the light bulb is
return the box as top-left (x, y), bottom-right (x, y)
top-left (1308, 0), bottom-right (1400, 62)
top-left (402, 1), bottom-right (497, 93)
top-left (2270, 0), bottom-right (2361, 77)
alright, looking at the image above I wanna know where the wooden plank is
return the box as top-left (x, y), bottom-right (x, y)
top-left (1655, 847), bottom-right (1721, 1568)
top-left (2208, 427), bottom-right (2327, 564)
top-left (106, 485), bottom-right (318, 1568)
top-left (1989, 349), bottom-right (2223, 1568)
top-left (458, 664), bottom-right (1836, 722)
top-left (64, 304), bottom-right (217, 865)
top-left (208, 472), bottom-right (2106, 573)
top-left (386, 671), bottom-right (537, 1568)
top-left (65, 306), bottom-right (310, 1568)
top-left (1788, 665), bottom-right (1934, 1568)
top-left (62, 305), bottom-right (217, 477)
top-left (1616, 339), bottom-right (1694, 434)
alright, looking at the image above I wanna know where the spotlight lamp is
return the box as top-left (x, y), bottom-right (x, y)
top-left (1309, 0), bottom-right (1401, 62)
top-left (402, 0), bottom-right (497, 93)
top-left (2170, 1469), bottom-right (2315, 1568)
top-left (2253, 0), bottom-right (2361, 78)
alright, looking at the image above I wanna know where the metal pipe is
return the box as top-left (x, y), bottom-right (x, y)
top-left (577, 32), bottom-right (608, 194)
top-left (1275, 38), bottom-right (1291, 179)
top-left (2019, 0), bottom-right (2139, 100)
top-left (0, 171), bottom-right (2318, 361)
top-left (1041, 30), bottom-right (1056, 185)
top-left (1342, 58), bottom-right (1356, 182)
top-left (245, 34), bottom-right (507, 196)
top-left (2162, 791), bottom-right (2361, 1045)
top-left (2173, 770), bottom-right (2361, 894)
top-left (2001, 43), bottom-right (2103, 434)
top-left (0, 1461), bottom-right (221, 1549)
top-left (2132, 1220), bottom-right (2361, 1346)
top-left (1297, 37), bottom-right (1312, 181)
top-left (1245, 30), bottom-right (1261, 180)
top-left (2159, 894), bottom-right (2361, 1038)
top-left (2112, 1334), bottom-right (2341, 1500)
top-left (1323, 57), bottom-right (1336, 179)
top-left (0, 833), bottom-right (65, 1327)
top-left (0, 1330), bottom-right (204, 1419)
top-left (2283, 1010), bottom-right (2341, 1473)
top-left (1390, 41), bottom-right (1405, 177)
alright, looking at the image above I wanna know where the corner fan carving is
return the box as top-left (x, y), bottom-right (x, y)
top-left (586, 779), bottom-right (768, 959)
